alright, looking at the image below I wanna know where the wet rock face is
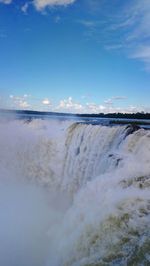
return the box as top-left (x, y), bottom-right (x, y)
top-left (120, 175), bottom-right (150, 189)
top-left (125, 124), bottom-right (140, 137)
top-left (127, 123), bottom-right (141, 134)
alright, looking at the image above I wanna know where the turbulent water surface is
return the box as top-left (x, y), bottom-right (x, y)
top-left (0, 116), bottom-right (150, 266)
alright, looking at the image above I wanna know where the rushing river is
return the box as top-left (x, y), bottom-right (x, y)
top-left (0, 116), bottom-right (149, 266)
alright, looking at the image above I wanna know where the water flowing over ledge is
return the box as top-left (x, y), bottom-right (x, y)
top-left (0, 118), bottom-right (149, 266)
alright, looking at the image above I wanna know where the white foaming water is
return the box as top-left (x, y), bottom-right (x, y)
top-left (0, 118), bottom-right (149, 266)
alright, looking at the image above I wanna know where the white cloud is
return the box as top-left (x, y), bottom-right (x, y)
top-left (21, 3), bottom-right (29, 13)
top-left (86, 102), bottom-right (106, 113)
top-left (56, 97), bottom-right (84, 113)
top-left (132, 45), bottom-right (150, 63)
top-left (0, 0), bottom-right (12, 4)
top-left (112, 96), bottom-right (127, 100)
top-left (23, 94), bottom-right (30, 98)
top-left (5, 94), bottom-right (148, 114)
top-left (53, 96), bottom-right (144, 114)
top-left (104, 98), bottom-right (113, 106)
top-left (9, 95), bottom-right (30, 109)
top-left (89, 102), bottom-right (140, 114)
top-left (42, 98), bottom-right (51, 105)
top-left (112, 0), bottom-right (150, 70)
top-left (104, 44), bottom-right (124, 51)
top-left (54, 15), bottom-right (61, 23)
top-left (131, 45), bottom-right (150, 72)
top-left (19, 100), bottom-right (30, 108)
top-left (126, 0), bottom-right (150, 40)
top-left (33, 0), bottom-right (76, 11)
top-left (78, 20), bottom-right (97, 28)
top-left (104, 96), bottom-right (127, 106)
top-left (81, 93), bottom-right (93, 99)
top-left (80, 1), bottom-right (150, 72)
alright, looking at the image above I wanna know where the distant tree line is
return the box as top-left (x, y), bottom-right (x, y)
top-left (0, 109), bottom-right (150, 120)
top-left (77, 112), bottom-right (150, 119)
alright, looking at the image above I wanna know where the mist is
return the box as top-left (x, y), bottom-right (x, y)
top-left (0, 181), bottom-right (51, 266)
top-left (0, 117), bottom-right (149, 266)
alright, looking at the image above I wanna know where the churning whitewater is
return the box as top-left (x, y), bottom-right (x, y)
top-left (0, 118), bottom-right (149, 266)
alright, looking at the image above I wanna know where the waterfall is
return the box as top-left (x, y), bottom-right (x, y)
top-left (0, 118), bottom-right (149, 266)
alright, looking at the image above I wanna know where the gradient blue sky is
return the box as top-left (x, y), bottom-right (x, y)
top-left (0, 0), bottom-right (150, 113)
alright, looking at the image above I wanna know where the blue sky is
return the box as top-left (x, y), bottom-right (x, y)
top-left (0, 0), bottom-right (150, 113)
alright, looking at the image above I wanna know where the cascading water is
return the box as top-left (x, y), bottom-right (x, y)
top-left (0, 118), bottom-right (149, 266)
